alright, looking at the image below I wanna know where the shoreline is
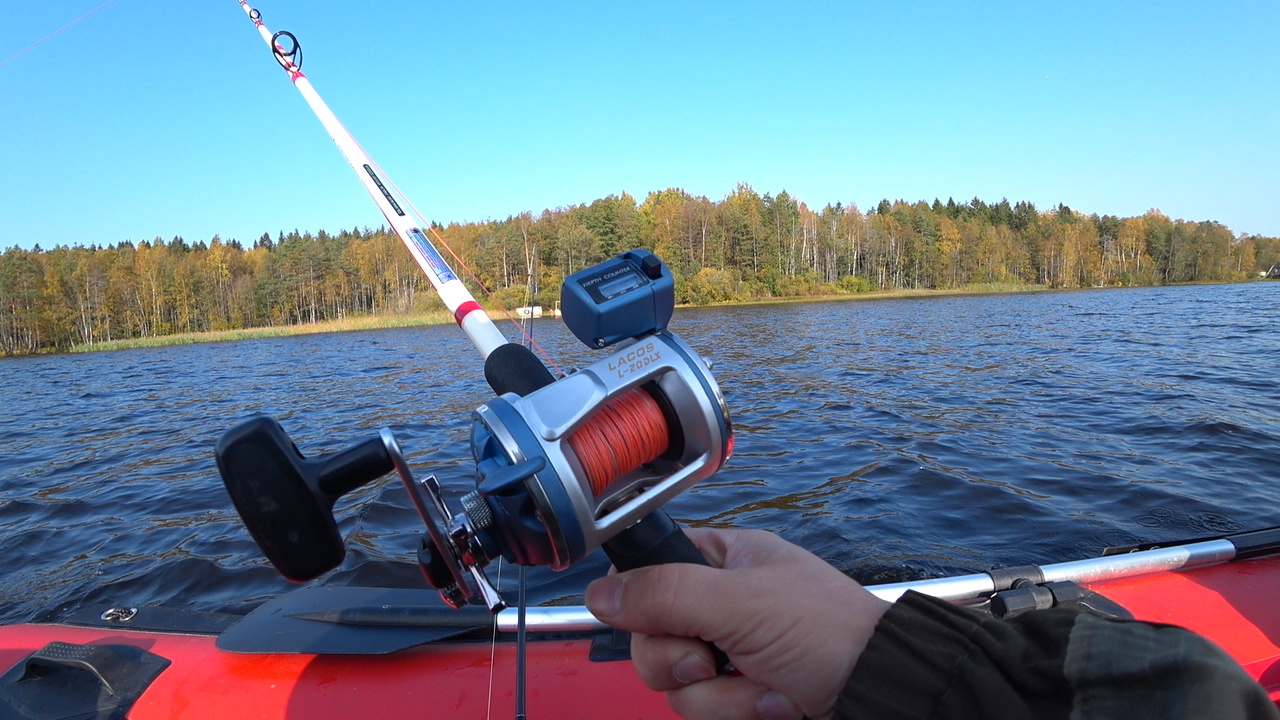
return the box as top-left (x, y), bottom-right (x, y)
top-left (63, 311), bottom-right (455, 354)
top-left (14, 279), bottom-right (1264, 357)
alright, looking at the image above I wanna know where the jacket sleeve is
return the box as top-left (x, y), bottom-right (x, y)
top-left (835, 590), bottom-right (1279, 720)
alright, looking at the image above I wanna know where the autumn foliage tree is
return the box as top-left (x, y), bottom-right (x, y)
top-left (1, 189), bottom-right (1274, 354)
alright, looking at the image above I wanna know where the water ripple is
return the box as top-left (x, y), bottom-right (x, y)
top-left (0, 282), bottom-right (1278, 623)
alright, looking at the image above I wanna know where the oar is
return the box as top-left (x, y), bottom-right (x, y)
top-left (866, 524), bottom-right (1280, 603)
top-left (215, 587), bottom-right (489, 654)
top-left (218, 525), bottom-right (1280, 654)
top-left (216, 586), bottom-right (602, 654)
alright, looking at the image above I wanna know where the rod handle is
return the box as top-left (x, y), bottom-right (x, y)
top-left (603, 510), bottom-right (734, 674)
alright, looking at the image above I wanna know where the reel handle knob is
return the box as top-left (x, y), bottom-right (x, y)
top-left (215, 416), bottom-right (393, 582)
top-left (603, 510), bottom-right (733, 673)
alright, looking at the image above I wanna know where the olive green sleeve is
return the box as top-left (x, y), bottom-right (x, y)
top-left (1063, 611), bottom-right (1278, 720)
top-left (835, 590), bottom-right (1278, 720)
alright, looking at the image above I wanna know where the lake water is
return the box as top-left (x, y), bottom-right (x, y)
top-left (1, 282), bottom-right (1277, 624)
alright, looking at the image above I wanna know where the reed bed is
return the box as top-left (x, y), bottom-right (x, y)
top-left (69, 312), bottom-right (454, 353)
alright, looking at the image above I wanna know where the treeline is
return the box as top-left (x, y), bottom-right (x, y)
top-left (2, 186), bottom-right (1278, 355)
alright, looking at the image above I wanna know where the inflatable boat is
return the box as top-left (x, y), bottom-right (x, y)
top-left (2, 527), bottom-right (1277, 719)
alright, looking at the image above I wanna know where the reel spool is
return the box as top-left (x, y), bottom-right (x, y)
top-left (216, 250), bottom-right (732, 611)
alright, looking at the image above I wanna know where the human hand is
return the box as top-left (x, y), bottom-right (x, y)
top-left (585, 528), bottom-right (890, 720)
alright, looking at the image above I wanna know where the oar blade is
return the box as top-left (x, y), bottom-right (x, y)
top-left (217, 586), bottom-right (492, 654)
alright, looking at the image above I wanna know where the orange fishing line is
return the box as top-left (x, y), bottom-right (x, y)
top-left (568, 388), bottom-right (669, 495)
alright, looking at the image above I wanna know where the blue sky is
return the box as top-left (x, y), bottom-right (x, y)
top-left (2, 1), bottom-right (1277, 251)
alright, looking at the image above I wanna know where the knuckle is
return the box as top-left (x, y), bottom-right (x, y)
top-left (629, 633), bottom-right (669, 689)
top-left (668, 679), bottom-right (756, 720)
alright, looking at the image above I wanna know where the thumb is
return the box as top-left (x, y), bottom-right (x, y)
top-left (586, 562), bottom-right (738, 643)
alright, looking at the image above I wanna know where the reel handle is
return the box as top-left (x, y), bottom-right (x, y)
top-left (215, 416), bottom-right (393, 582)
top-left (603, 511), bottom-right (733, 674)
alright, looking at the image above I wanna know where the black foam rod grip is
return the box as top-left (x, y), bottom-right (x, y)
top-left (604, 509), bottom-right (708, 571)
top-left (485, 343), bottom-right (555, 397)
top-left (603, 510), bottom-right (733, 673)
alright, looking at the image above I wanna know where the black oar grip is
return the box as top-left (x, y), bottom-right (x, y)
top-left (1231, 527), bottom-right (1280, 560)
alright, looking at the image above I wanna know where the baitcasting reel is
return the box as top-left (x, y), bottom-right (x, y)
top-left (216, 250), bottom-right (733, 611)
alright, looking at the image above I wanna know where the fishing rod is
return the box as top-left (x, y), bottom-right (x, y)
top-left (217, 0), bottom-right (735, 689)
top-left (232, 0), bottom-right (505, 358)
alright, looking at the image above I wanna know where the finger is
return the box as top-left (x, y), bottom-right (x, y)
top-left (665, 676), bottom-right (803, 720)
top-left (630, 632), bottom-right (718, 691)
top-left (684, 527), bottom-right (802, 570)
top-left (585, 562), bottom-right (743, 641)
top-left (682, 527), bottom-right (732, 567)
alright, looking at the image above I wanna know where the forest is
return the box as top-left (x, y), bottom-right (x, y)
top-left (2, 186), bottom-right (1277, 355)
